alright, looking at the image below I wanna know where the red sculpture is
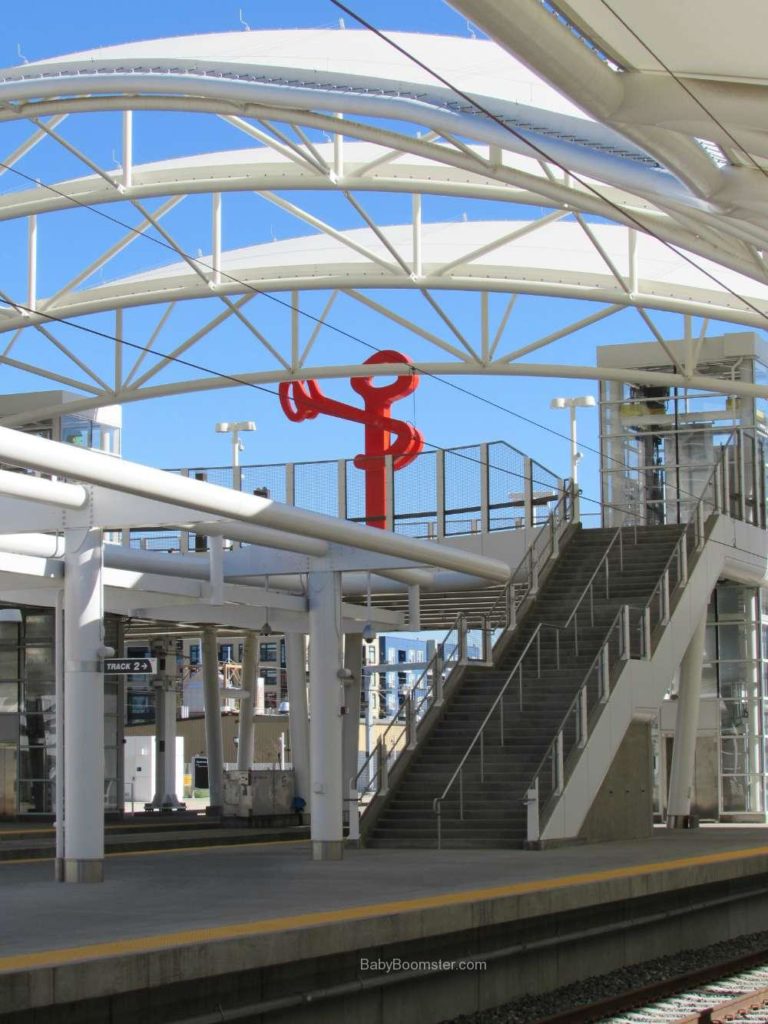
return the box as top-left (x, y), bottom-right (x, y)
top-left (279, 350), bottom-right (424, 528)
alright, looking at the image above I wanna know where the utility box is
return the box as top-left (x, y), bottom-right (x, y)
top-left (222, 768), bottom-right (294, 819)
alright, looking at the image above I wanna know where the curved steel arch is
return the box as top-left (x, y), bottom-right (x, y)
top-left (0, 27), bottom-right (766, 415)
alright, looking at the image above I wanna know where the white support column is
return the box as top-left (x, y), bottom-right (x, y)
top-left (308, 570), bottom-right (344, 860)
top-left (27, 215), bottom-right (37, 312)
top-left (61, 527), bottom-right (105, 883)
top-left (237, 632), bottom-right (257, 771)
top-left (211, 192), bottom-right (222, 286)
top-left (667, 611), bottom-right (707, 828)
top-left (412, 193), bottom-right (422, 278)
top-left (147, 649), bottom-right (183, 811)
top-left (342, 633), bottom-right (363, 803)
top-left (285, 633), bottom-right (310, 808)
top-left (202, 626), bottom-right (224, 814)
top-left (54, 588), bottom-right (64, 873)
top-left (122, 111), bottom-right (133, 190)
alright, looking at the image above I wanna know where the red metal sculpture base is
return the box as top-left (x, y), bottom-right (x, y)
top-left (279, 350), bottom-right (424, 528)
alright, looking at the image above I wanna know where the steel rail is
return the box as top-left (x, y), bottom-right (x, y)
top-left (434, 517), bottom-right (630, 840)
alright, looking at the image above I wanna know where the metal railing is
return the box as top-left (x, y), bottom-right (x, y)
top-left (354, 612), bottom-right (485, 813)
top-left (124, 441), bottom-right (563, 551)
top-left (433, 517), bottom-right (634, 847)
top-left (485, 480), bottom-right (578, 631)
top-left (525, 436), bottom-right (744, 842)
top-left (348, 480), bottom-right (580, 828)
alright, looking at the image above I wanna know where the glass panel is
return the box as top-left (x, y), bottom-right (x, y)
top-left (0, 680), bottom-right (18, 712)
top-left (24, 612), bottom-right (53, 639)
top-left (0, 646), bottom-right (19, 679)
top-left (17, 777), bottom-right (54, 814)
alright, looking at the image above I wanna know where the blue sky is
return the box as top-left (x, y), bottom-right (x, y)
top-left (0, 1), bottom-right (743, 522)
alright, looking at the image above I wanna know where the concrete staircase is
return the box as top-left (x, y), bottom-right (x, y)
top-left (365, 525), bottom-right (684, 849)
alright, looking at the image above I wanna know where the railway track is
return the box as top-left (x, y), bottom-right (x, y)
top-left (529, 951), bottom-right (768, 1024)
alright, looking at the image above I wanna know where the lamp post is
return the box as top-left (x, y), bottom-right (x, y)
top-left (550, 396), bottom-right (595, 486)
top-left (215, 420), bottom-right (256, 490)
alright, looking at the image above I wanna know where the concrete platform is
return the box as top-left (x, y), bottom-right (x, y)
top-left (2, 826), bottom-right (768, 1023)
top-left (0, 820), bottom-right (309, 860)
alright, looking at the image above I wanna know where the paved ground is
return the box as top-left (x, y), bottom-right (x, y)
top-left (2, 824), bottom-right (768, 961)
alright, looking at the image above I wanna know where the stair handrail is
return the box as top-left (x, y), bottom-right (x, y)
top-left (432, 619), bottom-right (560, 840)
top-left (432, 522), bottom-right (629, 843)
top-left (524, 605), bottom-right (627, 840)
top-left (553, 525), bottom-right (624, 656)
top-left (354, 608), bottom-right (468, 808)
top-left (635, 434), bottom-right (735, 660)
top-left (524, 434), bottom-right (740, 841)
top-left (486, 479), bottom-right (577, 631)
top-left (356, 480), bottom-right (577, 824)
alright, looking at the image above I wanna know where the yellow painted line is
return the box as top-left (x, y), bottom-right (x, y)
top-left (2, 844), bottom-right (768, 974)
top-left (0, 837), bottom-right (308, 866)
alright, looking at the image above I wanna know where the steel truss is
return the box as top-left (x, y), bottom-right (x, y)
top-left (0, 28), bottom-right (765, 418)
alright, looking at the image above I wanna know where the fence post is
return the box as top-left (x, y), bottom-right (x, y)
top-left (525, 779), bottom-right (540, 844)
top-left (337, 458), bottom-right (347, 520)
top-left (554, 732), bottom-right (564, 796)
top-left (378, 739), bottom-right (389, 796)
top-left (434, 646), bottom-right (445, 706)
top-left (508, 585), bottom-right (517, 631)
top-left (662, 570), bottom-right (671, 625)
top-left (385, 454), bottom-right (395, 531)
top-left (407, 698), bottom-right (417, 750)
top-left (578, 687), bottom-right (588, 748)
top-left (435, 448), bottom-right (446, 540)
top-left (348, 783), bottom-right (360, 842)
top-left (524, 457), bottom-right (534, 528)
top-left (679, 538), bottom-right (688, 585)
top-left (600, 642), bottom-right (610, 701)
top-left (622, 604), bottom-right (631, 660)
top-left (480, 442), bottom-right (490, 534)
top-left (643, 606), bottom-right (652, 660)
top-left (285, 462), bottom-right (295, 506)
top-left (551, 512), bottom-right (560, 559)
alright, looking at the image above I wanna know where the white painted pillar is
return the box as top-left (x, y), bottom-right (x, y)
top-left (285, 633), bottom-right (310, 808)
top-left (54, 588), bottom-right (64, 871)
top-left (237, 632), bottom-right (257, 771)
top-left (202, 626), bottom-right (224, 813)
top-left (308, 571), bottom-right (344, 860)
top-left (62, 527), bottom-right (105, 883)
top-left (667, 611), bottom-right (707, 828)
top-left (343, 634), bottom-right (363, 802)
top-left (148, 671), bottom-right (181, 810)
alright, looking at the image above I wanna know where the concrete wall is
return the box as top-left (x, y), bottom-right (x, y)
top-left (578, 720), bottom-right (654, 843)
top-left (125, 714), bottom-right (290, 767)
top-left (543, 515), bottom-right (737, 841)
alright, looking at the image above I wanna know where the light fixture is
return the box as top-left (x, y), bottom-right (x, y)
top-left (260, 610), bottom-right (272, 637)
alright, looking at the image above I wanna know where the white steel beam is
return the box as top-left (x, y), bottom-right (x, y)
top-left (0, 428), bottom-right (511, 583)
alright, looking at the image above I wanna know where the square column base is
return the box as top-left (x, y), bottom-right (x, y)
top-left (666, 814), bottom-right (698, 829)
top-left (58, 858), bottom-right (104, 883)
top-left (312, 840), bottom-right (344, 861)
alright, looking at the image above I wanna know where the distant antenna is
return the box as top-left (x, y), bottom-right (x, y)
top-left (238, 8), bottom-right (251, 31)
top-left (16, 43), bottom-right (28, 65)
top-left (338, 17), bottom-right (346, 29)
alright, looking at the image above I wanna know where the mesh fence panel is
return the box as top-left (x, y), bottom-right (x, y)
top-left (531, 460), bottom-right (561, 525)
top-left (444, 445), bottom-right (481, 535)
top-left (394, 449), bottom-right (436, 533)
top-left (488, 441), bottom-right (526, 531)
top-left (241, 464), bottom-right (288, 502)
top-left (168, 441), bottom-right (559, 536)
top-left (184, 465), bottom-right (233, 488)
top-left (293, 460), bottom-right (340, 517)
top-left (345, 460), bottom-right (367, 525)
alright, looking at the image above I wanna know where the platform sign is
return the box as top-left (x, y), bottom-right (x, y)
top-left (103, 657), bottom-right (157, 675)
